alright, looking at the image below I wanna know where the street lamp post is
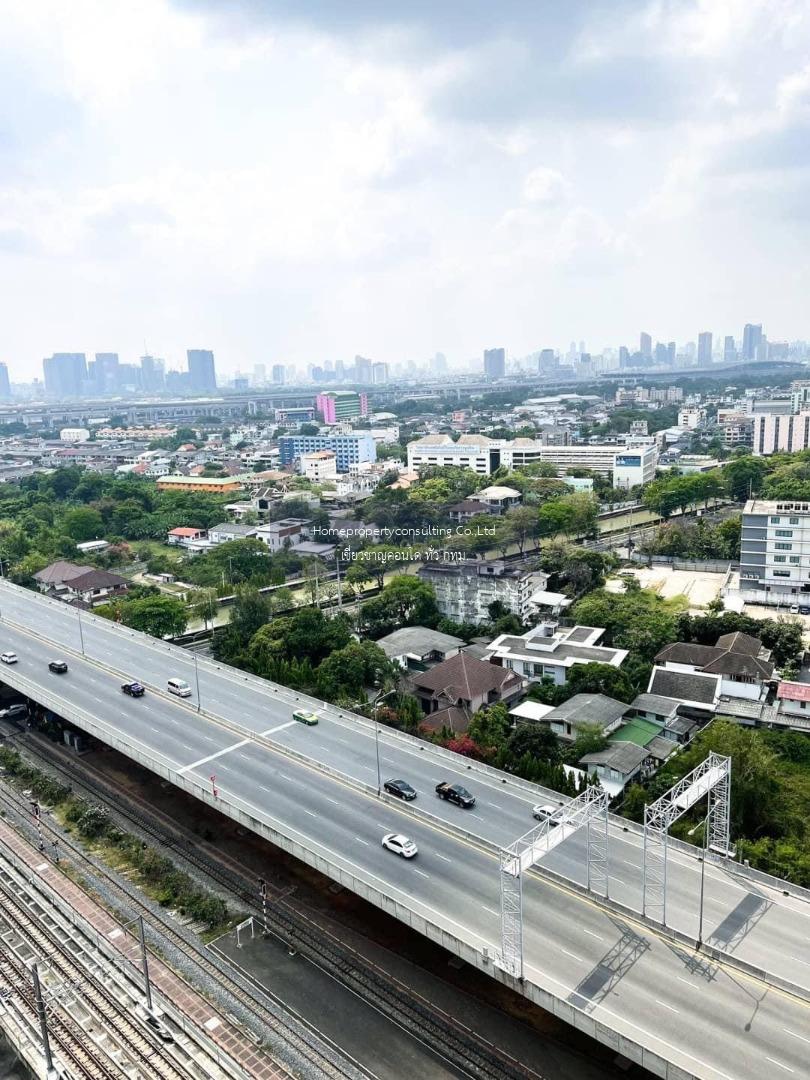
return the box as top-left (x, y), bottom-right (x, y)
top-left (372, 689), bottom-right (397, 796)
top-left (688, 814), bottom-right (710, 948)
top-left (193, 652), bottom-right (201, 713)
top-left (77, 605), bottom-right (85, 656)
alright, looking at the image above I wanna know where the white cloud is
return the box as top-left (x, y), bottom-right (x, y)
top-left (522, 167), bottom-right (570, 205)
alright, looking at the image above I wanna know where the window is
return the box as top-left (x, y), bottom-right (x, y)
top-left (773, 570), bottom-right (791, 577)
top-left (790, 556), bottom-right (801, 564)
top-left (774, 555), bottom-right (787, 563)
top-left (775, 529), bottom-right (793, 537)
top-left (771, 516), bottom-right (781, 523)
top-left (790, 517), bottom-right (800, 524)
top-left (775, 542), bottom-right (793, 550)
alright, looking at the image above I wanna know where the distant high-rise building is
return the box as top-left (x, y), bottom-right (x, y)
top-left (140, 355), bottom-right (165, 392)
top-left (723, 336), bottom-right (736, 364)
top-left (640, 332), bottom-right (652, 359)
top-left (354, 355), bottom-right (374, 384)
top-left (316, 390), bottom-right (368, 423)
top-left (272, 364), bottom-right (285, 384)
top-left (117, 363), bottom-right (142, 390)
top-left (484, 347), bottom-right (506, 380)
top-left (252, 364), bottom-right (266, 386)
top-left (538, 348), bottom-right (557, 374)
top-left (654, 342), bottom-right (668, 366)
top-left (0, 363), bottom-right (10, 400)
top-left (742, 323), bottom-right (763, 361)
top-left (186, 349), bottom-right (216, 392)
top-left (43, 353), bottom-right (87, 398)
top-left (335, 358), bottom-right (346, 382)
top-left (93, 352), bottom-right (120, 394)
top-left (756, 337), bottom-right (769, 362)
top-left (698, 332), bottom-right (713, 365)
top-left (430, 352), bottom-right (448, 375)
top-left (667, 341), bottom-right (676, 365)
top-left (618, 346), bottom-right (630, 368)
top-left (372, 362), bottom-right (389, 384)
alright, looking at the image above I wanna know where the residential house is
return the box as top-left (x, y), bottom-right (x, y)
top-left (486, 622), bottom-right (628, 687)
top-left (446, 499), bottom-right (493, 524)
top-left (580, 743), bottom-right (649, 797)
top-left (33, 561), bottom-right (94, 594)
top-left (654, 632), bottom-right (774, 702)
top-left (208, 523), bottom-right (259, 545)
top-left (774, 682), bottom-right (810, 732)
top-left (376, 626), bottom-right (465, 670)
top-left (474, 485), bottom-right (522, 513)
top-left (167, 527), bottom-right (207, 547)
top-left (409, 652), bottom-right (525, 734)
top-left (537, 693), bottom-right (627, 743)
top-left (255, 518), bottom-right (311, 552)
top-left (62, 568), bottom-right (131, 607)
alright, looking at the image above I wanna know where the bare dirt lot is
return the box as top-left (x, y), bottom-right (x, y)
top-left (606, 566), bottom-right (728, 611)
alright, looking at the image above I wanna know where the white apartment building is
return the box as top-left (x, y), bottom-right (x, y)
top-left (486, 622), bottom-right (628, 686)
top-left (677, 407), bottom-right (706, 430)
top-left (739, 499), bottom-right (810, 605)
top-left (753, 411), bottom-right (810, 456)
top-left (301, 450), bottom-right (338, 483)
top-left (416, 560), bottom-right (547, 622)
top-left (406, 434), bottom-right (657, 480)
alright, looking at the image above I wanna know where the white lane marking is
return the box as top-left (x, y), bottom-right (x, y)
top-left (622, 860), bottom-right (641, 869)
top-left (559, 948), bottom-right (585, 963)
top-left (260, 720), bottom-right (296, 736)
top-left (676, 976), bottom-right (697, 988)
top-left (655, 1000), bottom-right (680, 1014)
top-left (784, 1029), bottom-right (810, 1045)
top-left (354, 837), bottom-right (370, 846)
top-left (323, 796), bottom-right (340, 806)
top-left (302, 810), bottom-right (318, 819)
top-left (482, 905), bottom-right (499, 917)
top-left (177, 738), bottom-right (251, 774)
top-left (765, 1058), bottom-right (794, 1074)
top-left (412, 868), bottom-right (430, 879)
top-left (581, 928), bottom-right (603, 940)
top-left (433, 852), bottom-right (452, 863)
top-left (610, 877), bottom-right (627, 886)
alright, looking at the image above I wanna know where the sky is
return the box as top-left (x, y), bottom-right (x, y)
top-left (1, 0), bottom-right (810, 378)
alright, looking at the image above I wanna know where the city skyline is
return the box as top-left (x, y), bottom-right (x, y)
top-left (1, 2), bottom-right (809, 377)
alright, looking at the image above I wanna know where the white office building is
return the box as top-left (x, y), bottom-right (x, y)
top-left (612, 444), bottom-right (659, 488)
top-left (753, 412), bottom-right (810, 456)
top-left (739, 500), bottom-right (810, 605)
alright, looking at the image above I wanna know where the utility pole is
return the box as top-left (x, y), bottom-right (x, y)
top-left (137, 915), bottom-right (153, 1012)
top-left (258, 877), bottom-right (268, 936)
top-left (31, 963), bottom-right (54, 1076)
top-left (77, 606), bottom-right (85, 656)
top-left (193, 653), bottom-right (201, 713)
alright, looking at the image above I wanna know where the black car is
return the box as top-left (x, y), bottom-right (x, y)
top-left (435, 781), bottom-right (476, 808)
top-left (384, 779), bottom-right (417, 801)
top-left (121, 682), bottom-right (145, 698)
top-left (48, 661), bottom-right (68, 674)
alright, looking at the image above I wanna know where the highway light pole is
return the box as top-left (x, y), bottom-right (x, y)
top-left (77, 605), bottom-right (85, 656)
top-left (688, 814), bottom-right (710, 949)
top-left (193, 652), bottom-right (201, 712)
top-left (372, 689), bottom-right (397, 797)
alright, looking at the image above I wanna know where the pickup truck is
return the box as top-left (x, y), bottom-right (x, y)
top-left (435, 781), bottom-right (475, 808)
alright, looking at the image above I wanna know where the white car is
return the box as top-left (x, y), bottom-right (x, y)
top-left (381, 833), bottom-right (418, 859)
top-left (532, 803), bottom-right (560, 824)
top-left (0, 653), bottom-right (17, 665)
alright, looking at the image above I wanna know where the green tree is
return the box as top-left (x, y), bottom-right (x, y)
top-left (358, 575), bottom-right (440, 638)
top-left (100, 595), bottom-right (188, 638)
top-left (467, 703), bottom-right (512, 751)
top-left (61, 507), bottom-right (105, 543)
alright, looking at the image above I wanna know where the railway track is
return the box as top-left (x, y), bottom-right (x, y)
top-left (8, 735), bottom-right (547, 1080)
top-left (0, 779), bottom-right (357, 1080)
top-left (0, 868), bottom-right (189, 1080)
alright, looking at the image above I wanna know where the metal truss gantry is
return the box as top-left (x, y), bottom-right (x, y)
top-left (498, 785), bottom-right (609, 981)
top-left (643, 751), bottom-right (731, 926)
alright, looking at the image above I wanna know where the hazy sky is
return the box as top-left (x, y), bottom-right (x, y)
top-left (2, 0), bottom-right (809, 378)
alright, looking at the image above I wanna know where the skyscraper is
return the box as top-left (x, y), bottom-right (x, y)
top-left (484, 347), bottom-right (505, 379)
top-left (186, 349), bottom-right (217, 392)
top-left (94, 352), bottom-right (120, 393)
top-left (742, 324), bottom-right (763, 361)
top-left (140, 355), bottom-right (165, 392)
top-left (0, 363), bottom-right (10, 400)
top-left (354, 355), bottom-right (373, 384)
top-left (43, 353), bottom-right (87, 398)
top-left (640, 332), bottom-right (652, 359)
top-left (272, 364), bottom-right (285, 384)
top-left (697, 332), bottom-right (713, 365)
top-left (723, 336), bottom-right (736, 364)
top-left (372, 362), bottom-right (389, 384)
top-left (667, 341), bottom-right (676, 365)
top-left (654, 342), bottom-right (668, 366)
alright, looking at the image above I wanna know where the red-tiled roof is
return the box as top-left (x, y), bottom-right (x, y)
top-left (777, 681), bottom-right (810, 702)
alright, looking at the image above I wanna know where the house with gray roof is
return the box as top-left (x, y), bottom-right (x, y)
top-left (376, 626), bottom-right (465, 670)
top-left (538, 693), bottom-right (627, 743)
top-left (654, 631), bottom-right (773, 702)
top-left (486, 621), bottom-right (627, 687)
top-left (580, 742), bottom-right (648, 796)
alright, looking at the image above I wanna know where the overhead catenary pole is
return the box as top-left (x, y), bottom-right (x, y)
top-left (31, 963), bottom-right (54, 1075)
top-left (193, 653), bottom-right (201, 713)
top-left (137, 915), bottom-right (153, 1012)
top-left (77, 605), bottom-right (85, 656)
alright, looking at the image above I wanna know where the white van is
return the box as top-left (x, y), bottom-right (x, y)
top-left (167, 677), bottom-right (192, 698)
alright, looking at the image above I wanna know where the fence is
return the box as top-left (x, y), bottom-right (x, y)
top-left (626, 554), bottom-right (738, 573)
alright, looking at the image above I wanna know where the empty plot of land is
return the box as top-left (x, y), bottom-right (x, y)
top-left (607, 566), bottom-right (726, 609)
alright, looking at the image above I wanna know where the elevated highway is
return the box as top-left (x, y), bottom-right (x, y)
top-left (0, 582), bottom-right (807, 1080)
